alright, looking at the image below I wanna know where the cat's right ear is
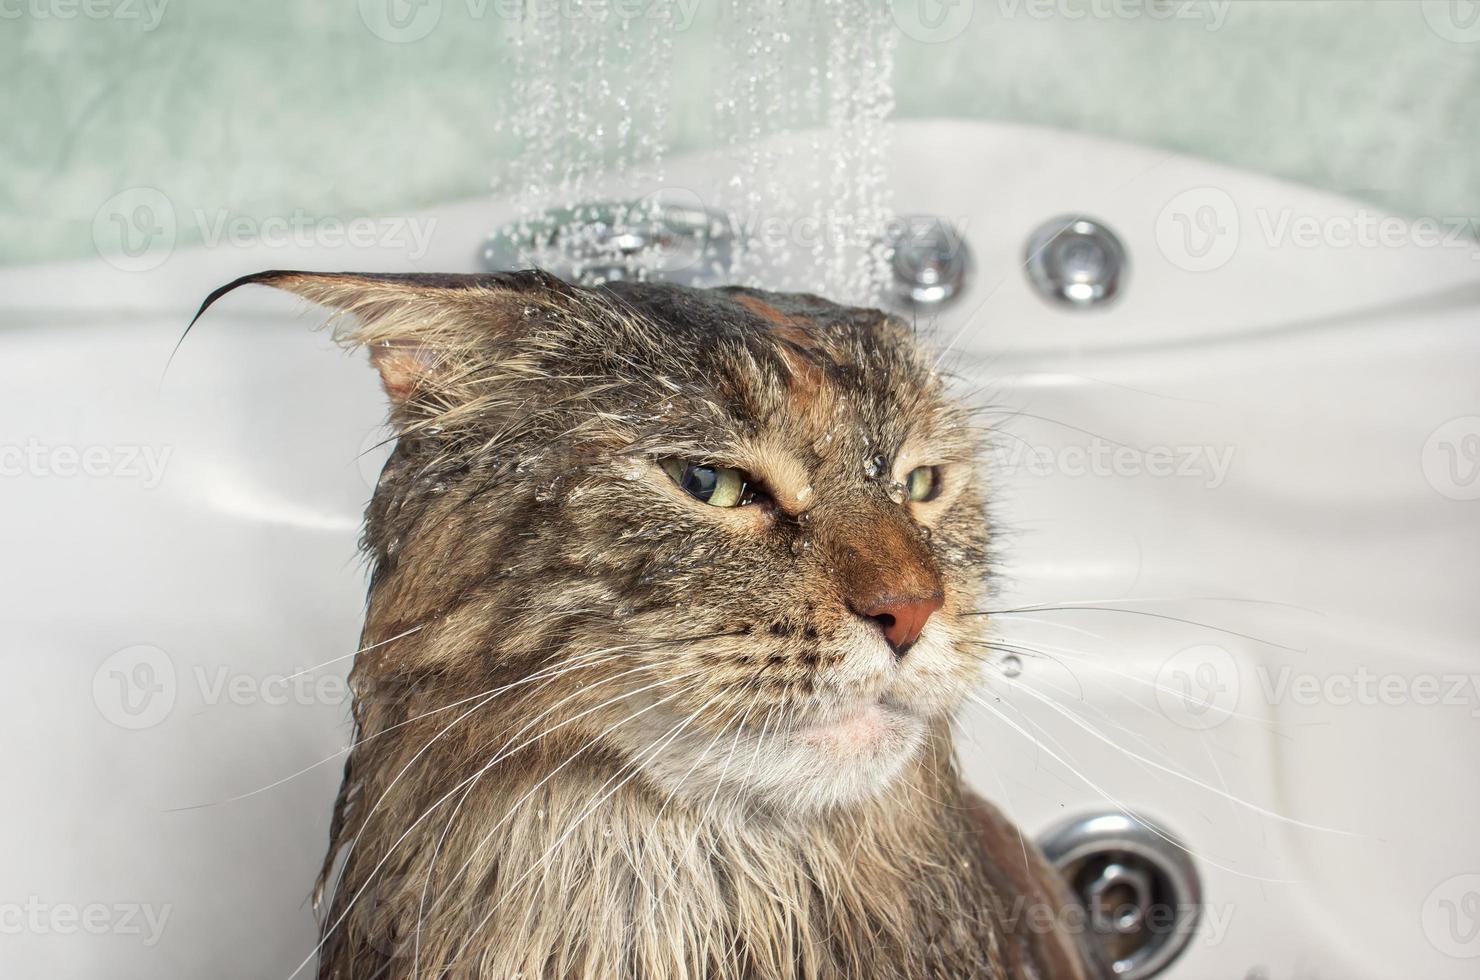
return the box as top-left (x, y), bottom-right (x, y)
top-left (186, 269), bottom-right (567, 408)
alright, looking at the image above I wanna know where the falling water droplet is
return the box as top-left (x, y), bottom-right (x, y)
top-left (1001, 655), bottom-right (1023, 678)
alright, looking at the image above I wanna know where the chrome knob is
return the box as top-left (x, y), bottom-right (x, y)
top-left (882, 215), bottom-right (971, 308)
top-left (1085, 861), bottom-right (1155, 935)
top-left (482, 198), bottom-right (738, 287)
top-left (1039, 811), bottom-right (1201, 979)
top-left (1024, 215), bottom-right (1127, 307)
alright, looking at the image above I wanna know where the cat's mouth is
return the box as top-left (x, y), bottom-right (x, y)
top-left (789, 696), bottom-right (922, 757)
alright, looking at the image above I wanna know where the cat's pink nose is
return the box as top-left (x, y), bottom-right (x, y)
top-left (854, 592), bottom-right (944, 656)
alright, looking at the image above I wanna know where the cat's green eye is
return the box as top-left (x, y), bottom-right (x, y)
top-left (906, 465), bottom-right (941, 502)
top-left (661, 459), bottom-right (760, 508)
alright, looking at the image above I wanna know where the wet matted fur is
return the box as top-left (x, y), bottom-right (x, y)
top-left (196, 270), bottom-right (1099, 980)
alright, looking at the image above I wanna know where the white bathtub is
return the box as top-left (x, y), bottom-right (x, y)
top-left (3, 121), bottom-right (1476, 979)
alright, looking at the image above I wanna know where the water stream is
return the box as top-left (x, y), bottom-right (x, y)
top-left (493, 0), bottom-right (897, 307)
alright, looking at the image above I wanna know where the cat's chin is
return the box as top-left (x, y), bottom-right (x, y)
top-left (621, 698), bottom-right (929, 817)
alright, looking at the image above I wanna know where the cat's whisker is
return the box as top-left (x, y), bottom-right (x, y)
top-left (980, 654), bottom-right (1188, 768)
top-left (966, 690), bottom-right (1309, 885)
top-left (953, 708), bottom-right (1033, 877)
top-left (460, 684), bottom-right (733, 940)
top-left (970, 638), bottom-right (1087, 699)
top-left (413, 663), bottom-right (712, 971)
top-left (984, 613), bottom-right (1111, 644)
top-left (984, 663), bottom-right (1356, 835)
top-left (321, 627), bottom-right (745, 883)
top-left (172, 644), bottom-right (630, 811)
top-left (696, 693), bottom-right (765, 829)
top-left (279, 621), bottom-right (429, 684)
top-left (645, 700), bottom-right (766, 910)
top-left (971, 601), bottom-right (1307, 652)
top-left (973, 635), bottom-right (1284, 731)
top-left (317, 641), bottom-right (708, 942)
top-left (418, 670), bottom-right (717, 922)
top-left (301, 672), bottom-right (708, 980)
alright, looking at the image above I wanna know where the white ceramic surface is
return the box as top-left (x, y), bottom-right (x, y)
top-left (3, 121), bottom-right (1476, 979)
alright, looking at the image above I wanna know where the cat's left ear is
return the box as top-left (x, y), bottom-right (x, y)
top-left (188, 269), bottom-right (563, 406)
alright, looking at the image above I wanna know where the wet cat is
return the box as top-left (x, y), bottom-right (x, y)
top-left (196, 270), bottom-right (1098, 980)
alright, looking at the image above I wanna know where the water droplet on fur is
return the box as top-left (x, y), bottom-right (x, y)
top-left (1001, 655), bottom-right (1023, 678)
top-left (918, 525), bottom-right (932, 541)
top-left (789, 537), bottom-right (812, 557)
top-left (613, 603), bottom-right (635, 619)
top-left (385, 537), bottom-right (402, 557)
top-left (886, 480), bottom-right (906, 504)
top-left (863, 454), bottom-right (887, 479)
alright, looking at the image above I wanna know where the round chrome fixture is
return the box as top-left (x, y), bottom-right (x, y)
top-left (1038, 811), bottom-right (1201, 979)
top-left (481, 197), bottom-right (738, 287)
top-left (1024, 215), bottom-right (1126, 307)
top-left (881, 215), bottom-right (971, 308)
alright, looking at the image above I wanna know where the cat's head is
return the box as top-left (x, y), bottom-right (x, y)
top-left (200, 270), bottom-right (992, 814)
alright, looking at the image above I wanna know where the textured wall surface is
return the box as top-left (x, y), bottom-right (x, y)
top-left (3, 0), bottom-right (1477, 266)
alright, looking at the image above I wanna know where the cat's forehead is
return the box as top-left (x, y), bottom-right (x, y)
top-left (589, 284), bottom-right (959, 467)
top-left (600, 282), bottom-right (937, 424)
